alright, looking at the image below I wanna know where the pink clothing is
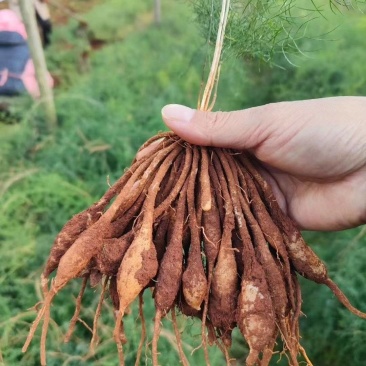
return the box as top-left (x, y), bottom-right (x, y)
top-left (22, 59), bottom-right (54, 98)
top-left (0, 9), bottom-right (27, 40)
top-left (0, 9), bottom-right (53, 98)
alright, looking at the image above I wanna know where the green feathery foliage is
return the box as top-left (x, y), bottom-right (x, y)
top-left (191, 0), bottom-right (366, 64)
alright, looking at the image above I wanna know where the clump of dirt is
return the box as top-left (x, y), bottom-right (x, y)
top-left (22, 132), bottom-right (366, 366)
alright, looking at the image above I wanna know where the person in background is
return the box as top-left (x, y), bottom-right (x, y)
top-left (7, 0), bottom-right (52, 47)
top-left (0, 2), bottom-right (53, 97)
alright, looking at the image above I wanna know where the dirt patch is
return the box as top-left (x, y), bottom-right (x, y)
top-left (48, 0), bottom-right (101, 25)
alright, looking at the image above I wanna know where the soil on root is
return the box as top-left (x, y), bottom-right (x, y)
top-left (22, 132), bottom-right (366, 366)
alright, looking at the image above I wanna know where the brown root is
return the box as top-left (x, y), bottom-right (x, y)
top-left (95, 232), bottom-right (134, 276)
top-left (135, 294), bottom-right (146, 366)
top-left (237, 163), bottom-right (295, 310)
top-left (172, 307), bottom-right (189, 366)
top-left (201, 182), bottom-right (222, 364)
top-left (90, 277), bottom-right (109, 354)
top-left (182, 147), bottom-right (207, 311)
top-left (24, 134), bottom-right (365, 366)
top-left (200, 147), bottom-right (212, 211)
top-left (152, 309), bottom-right (163, 366)
top-left (113, 309), bottom-right (125, 366)
top-left (22, 286), bottom-right (57, 355)
top-left (325, 278), bottom-right (366, 319)
top-left (64, 276), bottom-right (89, 343)
top-left (154, 180), bottom-right (188, 312)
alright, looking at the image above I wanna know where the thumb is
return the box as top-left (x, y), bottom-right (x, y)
top-left (161, 104), bottom-right (271, 150)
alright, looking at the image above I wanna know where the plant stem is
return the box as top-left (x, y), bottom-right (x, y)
top-left (18, 0), bottom-right (57, 131)
top-left (199, 0), bottom-right (230, 111)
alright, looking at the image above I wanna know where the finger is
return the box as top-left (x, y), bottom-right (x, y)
top-left (161, 104), bottom-right (274, 151)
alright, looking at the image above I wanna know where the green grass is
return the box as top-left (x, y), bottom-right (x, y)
top-left (0, 1), bottom-right (244, 365)
top-left (0, 0), bottom-right (366, 365)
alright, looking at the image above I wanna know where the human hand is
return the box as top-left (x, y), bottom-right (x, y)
top-left (161, 96), bottom-right (366, 231)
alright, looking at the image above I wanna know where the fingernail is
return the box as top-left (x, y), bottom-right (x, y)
top-left (161, 104), bottom-right (195, 124)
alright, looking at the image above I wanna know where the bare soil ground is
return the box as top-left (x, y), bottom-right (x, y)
top-left (48, 0), bottom-right (101, 25)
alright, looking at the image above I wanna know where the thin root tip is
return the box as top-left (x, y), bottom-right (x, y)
top-left (326, 279), bottom-right (366, 319)
top-left (202, 202), bottom-right (212, 211)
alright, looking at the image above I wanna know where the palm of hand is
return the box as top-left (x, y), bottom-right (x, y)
top-left (253, 105), bottom-right (366, 230)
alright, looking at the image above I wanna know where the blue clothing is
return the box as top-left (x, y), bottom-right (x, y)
top-left (0, 31), bottom-right (29, 95)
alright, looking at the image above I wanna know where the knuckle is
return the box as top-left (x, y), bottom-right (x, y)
top-left (201, 111), bottom-right (225, 146)
top-left (190, 110), bottom-right (218, 146)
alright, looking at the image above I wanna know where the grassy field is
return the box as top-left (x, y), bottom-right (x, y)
top-left (0, 1), bottom-right (366, 365)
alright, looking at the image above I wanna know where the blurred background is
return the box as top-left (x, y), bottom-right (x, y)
top-left (0, 0), bottom-right (365, 365)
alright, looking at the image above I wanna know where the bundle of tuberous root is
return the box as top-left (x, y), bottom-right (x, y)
top-left (23, 132), bottom-right (366, 366)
